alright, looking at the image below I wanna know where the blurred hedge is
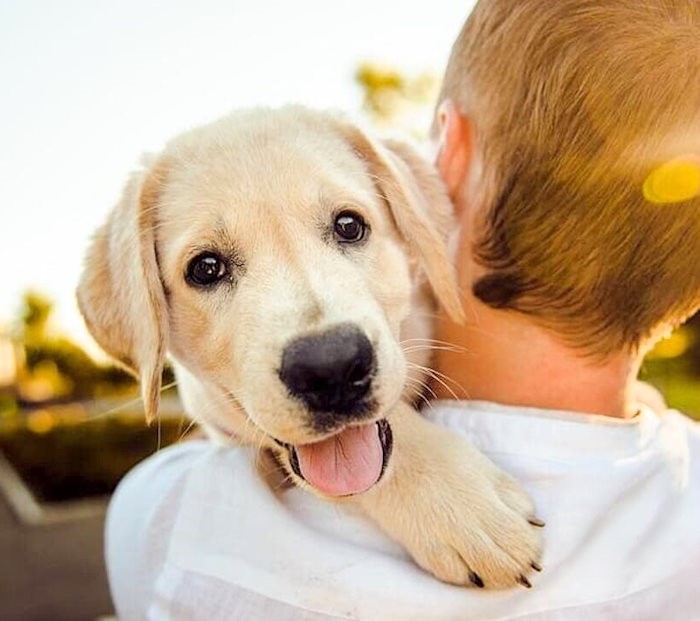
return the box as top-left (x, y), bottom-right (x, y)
top-left (0, 414), bottom-right (187, 502)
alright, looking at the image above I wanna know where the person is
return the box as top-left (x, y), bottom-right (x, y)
top-left (106, 1), bottom-right (700, 619)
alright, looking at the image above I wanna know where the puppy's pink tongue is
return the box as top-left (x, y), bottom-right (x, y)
top-left (295, 423), bottom-right (383, 497)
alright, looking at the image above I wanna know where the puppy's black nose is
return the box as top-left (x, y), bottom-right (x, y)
top-left (279, 324), bottom-right (375, 415)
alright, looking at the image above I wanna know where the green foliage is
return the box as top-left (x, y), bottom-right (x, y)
top-left (0, 396), bottom-right (19, 418)
top-left (12, 290), bottom-right (137, 404)
top-left (685, 314), bottom-right (700, 374)
top-left (20, 291), bottom-right (53, 344)
top-left (24, 338), bottom-right (134, 399)
top-left (0, 414), bottom-right (186, 502)
top-left (642, 314), bottom-right (700, 417)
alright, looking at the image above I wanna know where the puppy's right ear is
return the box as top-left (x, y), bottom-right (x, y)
top-left (335, 122), bottom-right (465, 324)
top-left (77, 159), bottom-right (169, 423)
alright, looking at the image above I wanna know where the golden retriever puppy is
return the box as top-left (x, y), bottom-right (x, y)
top-left (78, 106), bottom-right (542, 589)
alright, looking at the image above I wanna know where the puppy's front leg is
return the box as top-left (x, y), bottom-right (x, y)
top-left (354, 402), bottom-right (543, 589)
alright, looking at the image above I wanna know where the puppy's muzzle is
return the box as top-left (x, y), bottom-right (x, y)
top-left (279, 323), bottom-right (375, 419)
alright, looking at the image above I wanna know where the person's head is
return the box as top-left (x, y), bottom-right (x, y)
top-left (434, 0), bottom-right (700, 360)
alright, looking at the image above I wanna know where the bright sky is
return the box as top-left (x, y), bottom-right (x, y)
top-left (0, 0), bottom-right (473, 350)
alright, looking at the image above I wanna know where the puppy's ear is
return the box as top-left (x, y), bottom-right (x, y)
top-left (77, 159), bottom-right (169, 423)
top-left (340, 125), bottom-right (465, 323)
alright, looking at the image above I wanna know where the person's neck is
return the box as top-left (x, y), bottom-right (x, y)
top-left (431, 293), bottom-right (641, 419)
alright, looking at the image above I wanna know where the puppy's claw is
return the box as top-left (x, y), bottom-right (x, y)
top-left (517, 575), bottom-right (532, 589)
top-left (360, 409), bottom-right (544, 590)
top-left (469, 571), bottom-right (485, 588)
top-left (531, 561), bottom-right (542, 572)
top-left (528, 516), bottom-right (546, 527)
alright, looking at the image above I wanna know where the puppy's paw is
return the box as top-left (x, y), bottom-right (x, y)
top-left (407, 465), bottom-right (543, 589)
top-left (356, 407), bottom-right (543, 589)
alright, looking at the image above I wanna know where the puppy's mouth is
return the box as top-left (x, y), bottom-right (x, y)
top-left (274, 419), bottom-right (393, 497)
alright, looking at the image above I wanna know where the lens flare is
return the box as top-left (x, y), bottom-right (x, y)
top-left (643, 156), bottom-right (700, 204)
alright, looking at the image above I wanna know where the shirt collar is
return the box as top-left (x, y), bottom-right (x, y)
top-left (424, 400), bottom-right (662, 460)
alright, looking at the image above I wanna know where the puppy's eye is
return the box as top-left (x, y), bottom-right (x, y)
top-left (334, 210), bottom-right (367, 243)
top-left (186, 252), bottom-right (228, 287)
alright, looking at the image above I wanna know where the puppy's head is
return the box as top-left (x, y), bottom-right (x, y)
top-left (78, 107), bottom-right (462, 496)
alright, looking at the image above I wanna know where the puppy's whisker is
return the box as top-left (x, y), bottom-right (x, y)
top-left (81, 380), bottom-right (180, 423)
top-left (400, 337), bottom-right (466, 350)
top-left (402, 343), bottom-right (465, 351)
top-left (157, 412), bottom-right (163, 450)
top-left (427, 373), bottom-right (460, 401)
top-left (402, 344), bottom-right (466, 354)
top-left (405, 373), bottom-right (439, 401)
top-left (198, 397), bottom-right (257, 438)
top-left (401, 311), bottom-right (443, 320)
top-left (177, 417), bottom-right (199, 442)
top-left (200, 389), bottom-right (272, 452)
top-left (407, 362), bottom-right (468, 401)
top-left (409, 361), bottom-right (465, 388)
top-left (404, 378), bottom-right (435, 411)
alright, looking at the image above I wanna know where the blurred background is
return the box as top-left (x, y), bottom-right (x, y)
top-left (0, 1), bottom-right (698, 620)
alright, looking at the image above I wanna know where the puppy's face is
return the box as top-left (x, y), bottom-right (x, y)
top-left (78, 107), bottom-right (462, 496)
top-left (158, 113), bottom-right (412, 447)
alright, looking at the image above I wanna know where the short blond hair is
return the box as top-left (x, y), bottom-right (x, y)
top-left (439, 0), bottom-right (700, 356)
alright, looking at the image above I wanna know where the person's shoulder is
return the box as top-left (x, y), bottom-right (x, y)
top-left (663, 409), bottom-right (700, 438)
top-left (658, 409), bottom-right (700, 484)
top-left (668, 409), bottom-right (700, 450)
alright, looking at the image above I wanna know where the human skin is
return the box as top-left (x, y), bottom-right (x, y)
top-left (431, 100), bottom-right (643, 419)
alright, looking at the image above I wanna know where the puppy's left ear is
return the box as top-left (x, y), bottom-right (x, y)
top-left (340, 124), bottom-right (465, 323)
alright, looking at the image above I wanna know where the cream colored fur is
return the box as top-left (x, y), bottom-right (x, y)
top-left (78, 106), bottom-right (541, 588)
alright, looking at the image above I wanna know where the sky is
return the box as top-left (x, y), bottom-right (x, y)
top-left (0, 0), bottom-right (473, 350)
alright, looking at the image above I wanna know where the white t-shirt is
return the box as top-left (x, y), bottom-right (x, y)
top-left (106, 401), bottom-right (700, 620)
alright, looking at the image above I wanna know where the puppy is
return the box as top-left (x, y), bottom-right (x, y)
top-left (78, 106), bottom-right (542, 588)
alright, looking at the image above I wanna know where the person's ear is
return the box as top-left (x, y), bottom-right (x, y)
top-left (434, 99), bottom-right (474, 214)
